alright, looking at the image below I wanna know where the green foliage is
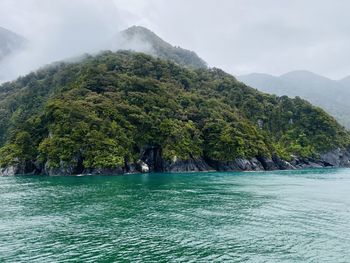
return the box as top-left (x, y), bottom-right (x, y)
top-left (159, 119), bottom-right (202, 160)
top-left (203, 119), bottom-right (270, 161)
top-left (0, 131), bottom-right (36, 166)
top-left (37, 95), bottom-right (132, 169)
top-left (0, 143), bottom-right (21, 166)
top-left (0, 51), bottom-right (349, 169)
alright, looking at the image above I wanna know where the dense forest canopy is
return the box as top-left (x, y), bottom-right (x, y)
top-left (0, 51), bottom-right (349, 171)
top-left (238, 71), bottom-right (350, 129)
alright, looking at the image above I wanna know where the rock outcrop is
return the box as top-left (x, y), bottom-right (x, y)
top-left (320, 148), bottom-right (350, 167)
top-left (140, 146), bottom-right (163, 172)
top-left (0, 161), bottom-right (38, 176)
top-left (0, 166), bottom-right (17, 176)
top-left (136, 160), bottom-right (150, 173)
top-left (163, 157), bottom-right (214, 172)
top-left (207, 158), bottom-right (264, 171)
top-left (1, 147), bottom-right (350, 176)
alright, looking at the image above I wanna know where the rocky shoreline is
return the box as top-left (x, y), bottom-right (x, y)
top-left (1, 147), bottom-right (350, 176)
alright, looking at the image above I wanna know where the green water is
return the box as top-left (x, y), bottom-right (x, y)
top-left (1, 169), bottom-right (350, 262)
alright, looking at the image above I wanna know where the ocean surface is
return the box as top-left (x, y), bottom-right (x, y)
top-left (1, 169), bottom-right (350, 262)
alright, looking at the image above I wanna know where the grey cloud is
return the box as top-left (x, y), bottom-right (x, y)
top-left (1, 0), bottom-right (350, 80)
top-left (116, 0), bottom-right (350, 79)
top-left (0, 0), bottom-right (124, 81)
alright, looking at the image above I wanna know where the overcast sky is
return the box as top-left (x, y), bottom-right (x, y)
top-left (1, 0), bottom-right (350, 79)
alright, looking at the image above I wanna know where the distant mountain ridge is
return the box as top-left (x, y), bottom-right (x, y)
top-left (0, 26), bottom-right (26, 61)
top-left (238, 70), bottom-right (350, 128)
top-left (115, 26), bottom-right (207, 69)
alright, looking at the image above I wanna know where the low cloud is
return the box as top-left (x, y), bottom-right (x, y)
top-left (1, 0), bottom-right (350, 81)
top-left (0, 0), bottom-right (126, 82)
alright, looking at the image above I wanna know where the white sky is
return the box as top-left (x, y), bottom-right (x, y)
top-left (1, 0), bottom-right (350, 79)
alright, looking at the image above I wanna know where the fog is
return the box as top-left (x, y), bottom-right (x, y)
top-left (0, 0), bottom-right (125, 82)
top-left (1, 0), bottom-right (350, 82)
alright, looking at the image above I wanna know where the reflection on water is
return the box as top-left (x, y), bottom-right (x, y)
top-left (1, 169), bottom-right (350, 262)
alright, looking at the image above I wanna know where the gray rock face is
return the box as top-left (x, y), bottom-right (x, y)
top-left (44, 158), bottom-right (125, 176)
top-left (272, 156), bottom-right (295, 170)
top-left (2, 146), bottom-right (350, 176)
top-left (249, 158), bottom-right (266, 170)
top-left (289, 158), bottom-right (319, 169)
top-left (256, 157), bottom-right (278, 171)
top-left (163, 158), bottom-right (214, 172)
top-left (0, 161), bottom-right (38, 176)
top-left (320, 148), bottom-right (350, 167)
top-left (141, 146), bottom-right (163, 172)
top-left (125, 162), bottom-right (138, 174)
top-left (44, 161), bottom-right (76, 176)
top-left (0, 166), bottom-right (17, 176)
top-left (207, 158), bottom-right (264, 172)
top-left (136, 160), bottom-right (150, 173)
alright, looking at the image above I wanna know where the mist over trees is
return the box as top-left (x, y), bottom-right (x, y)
top-left (0, 51), bottom-right (349, 172)
top-left (238, 71), bottom-right (350, 129)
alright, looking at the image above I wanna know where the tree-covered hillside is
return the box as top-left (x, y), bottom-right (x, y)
top-left (0, 51), bottom-right (349, 174)
top-left (117, 26), bottom-right (207, 69)
top-left (238, 71), bottom-right (350, 129)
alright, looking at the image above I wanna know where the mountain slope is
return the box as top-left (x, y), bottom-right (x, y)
top-left (115, 26), bottom-right (207, 69)
top-left (238, 71), bottom-right (350, 128)
top-left (0, 51), bottom-right (349, 175)
top-left (0, 27), bottom-right (26, 61)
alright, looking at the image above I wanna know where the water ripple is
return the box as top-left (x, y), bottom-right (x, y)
top-left (1, 169), bottom-right (350, 262)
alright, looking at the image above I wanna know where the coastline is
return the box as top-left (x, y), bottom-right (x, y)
top-left (1, 147), bottom-right (350, 177)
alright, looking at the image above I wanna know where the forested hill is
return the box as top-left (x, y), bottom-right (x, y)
top-left (238, 71), bottom-right (350, 129)
top-left (0, 51), bottom-right (349, 175)
top-left (116, 26), bottom-right (207, 69)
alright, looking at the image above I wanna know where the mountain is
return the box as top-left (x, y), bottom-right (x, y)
top-left (238, 70), bottom-right (350, 128)
top-left (114, 26), bottom-right (207, 69)
top-left (339, 75), bottom-right (350, 88)
top-left (0, 27), bottom-right (26, 61)
top-left (0, 51), bottom-right (349, 176)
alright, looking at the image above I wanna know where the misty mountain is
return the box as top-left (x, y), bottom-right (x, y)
top-left (0, 27), bottom-right (26, 61)
top-left (0, 25), bottom-right (207, 84)
top-left (1, 51), bottom-right (349, 176)
top-left (115, 26), bottom-right (207, 69)
top-left (238, 70), bottom-right (350, 129)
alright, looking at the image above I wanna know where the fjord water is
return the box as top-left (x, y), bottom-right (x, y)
top-left (1, 169), bottom-right (350, 262)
